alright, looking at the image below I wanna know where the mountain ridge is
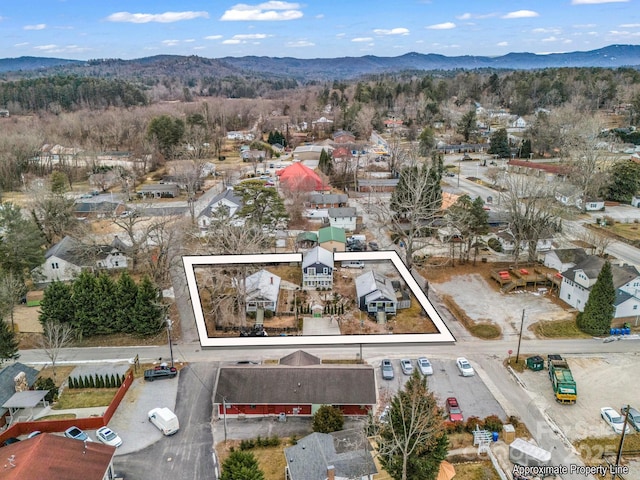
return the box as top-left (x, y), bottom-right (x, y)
top-left (1, 44), bottom-right (639, 81)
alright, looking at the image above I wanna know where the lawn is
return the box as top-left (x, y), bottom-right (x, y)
top-left (53, 388), bottom-right (119, 410)
top-left (531, 319), bottom-right (591, 338)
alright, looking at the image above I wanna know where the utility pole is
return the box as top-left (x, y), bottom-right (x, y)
top-left (515, 309), bottom-right (525, 363)
top-left (166, 318), bottom-right (175, 368)
top-left (612, 405), bottom-right (630, 479)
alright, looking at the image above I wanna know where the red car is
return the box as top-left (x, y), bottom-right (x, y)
top-left (446, 397), bottom-right (463, 422)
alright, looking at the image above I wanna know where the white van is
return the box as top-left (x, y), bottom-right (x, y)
top-left (148, 407), bottom-right (179, 436)
top-left (341, 260), bottom-right (365, 269)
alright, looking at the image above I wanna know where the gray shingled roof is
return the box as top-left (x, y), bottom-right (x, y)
top-left (44, 236), bottom-right (84, 263)
top-left (328, 207), bottom-right (357, 218)
top-left (284, 430), bottom-right (377, 480)
top-left (243, 269), bottom-right (281, 303)
top-left (199, 188), bottom-right (243, 218)
top-left (302, 246), bottom-right (334, 269)
top-left (215, 365), bottom-right (376, 405)
top-left (562, 256), bottom-right (640, 289)
top-left (0, 363), bottom-right (39, 417)
top-left (279, 350), bottom-right (321, 366)
top-left (355, 270), bottom-right (396, 303)
top-left (551, 248), bottom-right (588, 265)
top-left (308, 193), bottom-right (348, 205)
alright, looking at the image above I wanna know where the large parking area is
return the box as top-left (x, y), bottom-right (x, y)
top-left (377, 358), bottom-right (506, 422)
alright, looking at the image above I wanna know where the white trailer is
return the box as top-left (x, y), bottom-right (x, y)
top-left (509, 438), bottom-right (552, 467)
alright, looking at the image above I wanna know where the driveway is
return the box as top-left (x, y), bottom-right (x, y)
top-left (113, 363), bottom-right (217, 479)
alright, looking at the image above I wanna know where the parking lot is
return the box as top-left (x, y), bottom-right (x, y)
top-left (376, 358), bottom-right (506, 422)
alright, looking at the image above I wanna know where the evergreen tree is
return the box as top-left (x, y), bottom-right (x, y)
top-left (0, 202), bottom-right (46, 277)
top-left (378, 372), bottom-right (448, 480)
top-left (50, 171), bottom-right (69, 194)
top-left (606, 161), bottom-right (640, 203)
top-left (312, 405), bottom-right (345, 433)
top-left (77, 376), bottom-right (84, 388)
top-left (220, 451), bottom-right (265, 480)
top-left (132, 276), bottom-right (164, 337)
top-left (418, 127), bottom-right (435, 157)
top-left (520, 139), bottom-right (532, 159)
top-left (95, 273), bottom-right (117, 335)
top-left (110, 373), bottom-right (116, 388)
top-left (147, 115), bottom-right (185, 159)
top-left (116, 271), bottom-right (138, 333)
top-left (0, 319), bottom-right (20, 363)
top-left (456, 110), bottom-right (478, 142)
top-left (576, 261), bottom-right (616, 335)
top-left (488, 128), bottom-right (511, 158)
top-left (39, 281), bottom-right (75, 326)
top-left (72, 271), bottom-right (100, 335)
top-left (318, 148), bottom-right (333, 175)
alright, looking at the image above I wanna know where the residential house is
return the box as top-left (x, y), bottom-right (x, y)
top-left (355, 270), bottom-right (399, 316)
top-left (302, 246), bottom-right (334, 289)
top-left (0, 363), bottom-right (39, 428)
top-left (284, 429), bottom-right (378, 480)
top-left (292, 145), bottom-right (333, 162)
top-left (632, 195), bottom-right (640, 208)
top-left (511, 116), bottom-right (527, 129)
top-left (137, 183), bottom-right (179, 198)
top-left (198, 187), bottom-right (244, 229)
top-left (332, 130), bottom-right (356, 144)
top-left (271, 143), bottom-right (285, 154)
top-left (544, 248), bottom-right (589, 272)
top-left (507, 159), bottom-right (569, 180)
top-left (559, 256), bottom-right (640, 318)
top-left (494, 230), bottom-right (554, 255)
top-left (296, 232), bottom-right (318, 250)
top-left (311, 116), bottom-right (334, 132)
top-left (213, 352), bottom-right (376, 418)
top-left (242, 269), bottom-right (281, 313)
top-left (33, 236), bottom-right (129, 284)
top-left (0, 433), bottom-right (117, 480)
top-left (307, 193), bottom-right (348, 209)
top-left (318, 226), bottom-right (346, 253)
top-left (327, 207), bottom-right (357, 231)
top-left (241, 149), bottom-right (266, 163)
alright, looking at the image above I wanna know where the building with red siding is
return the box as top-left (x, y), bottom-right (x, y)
top-left (213, 351), bottom-right (376, 418)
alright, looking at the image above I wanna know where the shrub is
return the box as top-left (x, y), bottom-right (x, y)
top-left (487, 238), bottom-right (503, 252)
top-left (312, 405), bottom-right (344, 433)
top-left (444, 420), bottom-right (464, 434)
top-left (483, 415), bottom-right (503, 432)
top-left (464, 416), bottom-right (483, 433)
top-left (508, 415), bottom-right (520, 428)
top-left (34, 377), bottom-right (58, 403)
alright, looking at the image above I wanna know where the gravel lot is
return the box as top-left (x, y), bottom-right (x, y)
top-left (516, 353), bottom-right (640, 442)
top-left (433, 274), bottom-right (573, 338)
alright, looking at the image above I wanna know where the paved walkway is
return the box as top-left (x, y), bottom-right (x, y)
top-left (302, 316), bottom-right (341, 335)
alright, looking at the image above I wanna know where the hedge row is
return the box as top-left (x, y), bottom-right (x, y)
top-left (68, 373), bottom-right (126, 389)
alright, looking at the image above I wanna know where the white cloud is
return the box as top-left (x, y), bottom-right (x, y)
top-left (336, 33), bottom-right (346, 37)
top-left (315, 14), bottom-right (324, 19)
top-left (286, 40), bottom-right (315, 47)
top-left (184, 39), bottom-right (195, 43)
top-left (532, 27), bottom-right (562, 34)
top-left (497, 41), bottom-right (509, 46)
top-left (232, 33), bottom-right (269, 39)
top-left (572, 0), bottom-right (628, 4)
top-left (542, 36), bottom-right (558, 42)
top-left (352, 37), bottom-right (373, 42)
top-left (573, 23), bottom-right (597, 28)
top-left (620, 23), bottom-right (640, 28)
top-left (14, 42), bottom-right (30, 47)
top-left (373, 27), bottom-right (409, 36)
top-left (33, 44), bottom-right (57, 50)
top-left (502, 10), bottom-right (539, 19)
top-left (162, 40), bottom-right (180, 46)
top-left (222, 39), bottom-right (242, 44)
top-left (24, 24), bottom-right (46, 30)
top-left (426, 22), bottom-right (456, 30)
top-left (456, 12), bottom-right (496, 20)
top-left (106, 11), bottom-right (209, 23)
top-left (220, 2), bottom-right (303, 21)
top-left (204, 35), bottom-right (223, 40)
top-left (193, 46), bottom-right (206, 50)
top-left (457, 13), bottom-right (472, 20)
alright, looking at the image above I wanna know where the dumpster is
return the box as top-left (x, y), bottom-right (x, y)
top-left (525, 355), bottom-right (544, 371)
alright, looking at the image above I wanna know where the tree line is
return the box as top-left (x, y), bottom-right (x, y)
top-left (39, 271), bottom-right (165, 338)
top-left (0, 75), bottom-right (148, 113)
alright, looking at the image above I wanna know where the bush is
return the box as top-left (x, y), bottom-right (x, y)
top-left (507, 415), bottom-right (520, 428)
top-left (483, 415), bottom-right (503, 432)
top-left (312, 405), bottom-right (344, 433)
top-left (34, 377), bottom-right (58, 403)
top-left (444, 420), bottom-right (464, 434)
top-left (464, 416), bottom-right (483, 433)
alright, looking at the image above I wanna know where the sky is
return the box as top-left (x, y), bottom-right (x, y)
top-left (1, 0), bottom-right (639, 60)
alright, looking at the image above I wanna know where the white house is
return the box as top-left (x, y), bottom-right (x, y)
top-left (326, 207), bottom-right (357, 231)
top-left (34, 236), bottom-right (129, 284)
top-left (559, 256), bottom-right (640, 318)
top-left (355, 270), bottom-right (399, 316)
top-left (302, 246), bottom-right (334, 289)
top-left (512, 116), bottom-right (527, 129)
top-left (494, 230), bottom-right (554, 255)
top-left (544, 248), bottom-right (589, 272)
top-left (242, 269), bottom-right (281, 313)
top-left (577, 196), bottom-right (605, 212)
top-left (631, 195), bottom-right (640, 208)
top-left (198, 187), bottom-right (244, 229)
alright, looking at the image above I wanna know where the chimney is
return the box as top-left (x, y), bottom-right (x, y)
top-left (327, 465), bottom-right (335, 480)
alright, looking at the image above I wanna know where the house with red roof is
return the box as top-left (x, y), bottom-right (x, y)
top-left (277, 162), bottom-right (330, 192)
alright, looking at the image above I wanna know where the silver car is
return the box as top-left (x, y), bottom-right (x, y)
top-left (400, 359), bottom-right (413, 375)
top-left (381, 359), bottom-right (394, 380)
top-left (417, 357), bottom-right (433, 376)
top-left (621, 406), bottom-right (640, 431)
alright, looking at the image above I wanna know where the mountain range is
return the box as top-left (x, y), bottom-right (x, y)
top-left (1, 44), bottom-right (639, 82)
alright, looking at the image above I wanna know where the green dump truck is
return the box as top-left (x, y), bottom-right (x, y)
top-left (547, 354), bottom-right (577, 404)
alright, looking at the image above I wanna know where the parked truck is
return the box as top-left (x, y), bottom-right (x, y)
top-left (547, 354), bottom-right (577, 404)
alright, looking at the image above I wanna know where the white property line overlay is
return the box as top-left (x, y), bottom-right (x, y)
top-left (182, 251), bottom-right (455, 347)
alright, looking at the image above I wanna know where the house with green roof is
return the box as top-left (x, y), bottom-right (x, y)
top-left (318, 226), bottom-right (346, 253)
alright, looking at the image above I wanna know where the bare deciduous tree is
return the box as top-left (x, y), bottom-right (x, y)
top-left (0, 271), bottom-right (27, 332)
top-left (38, 320), bottom-right (74, 383)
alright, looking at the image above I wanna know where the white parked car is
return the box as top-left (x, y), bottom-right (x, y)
top-left (601, 407), bottom-right (631, 434)
top-left (456, 357), bottom-right (475, 377)
top-left (400, 359), bottom-right (413, 375)
top-left (96, 426), bottom-right (123, 447)
top-left (417, 357), bottom-right (433, 376)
